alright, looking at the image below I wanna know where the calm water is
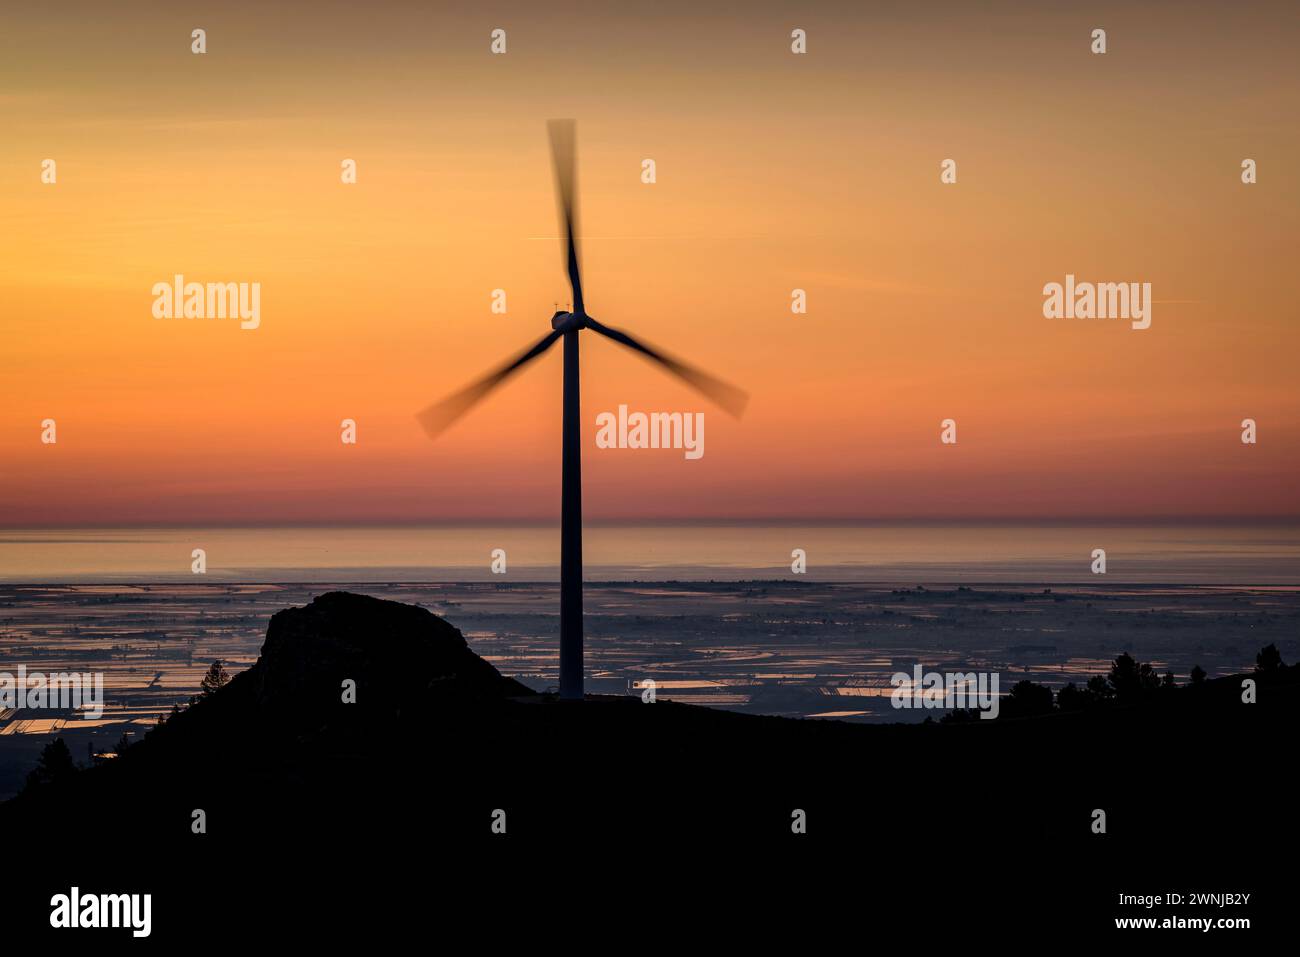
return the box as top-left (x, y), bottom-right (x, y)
top-left (2, 523), bottom-right (1298, 583)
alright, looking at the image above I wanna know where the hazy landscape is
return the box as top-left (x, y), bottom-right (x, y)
top-left (4, 577), bottom-right (1297, 799)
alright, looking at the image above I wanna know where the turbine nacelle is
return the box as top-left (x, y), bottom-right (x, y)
top-left (551, 310), bottom-right (586, 332)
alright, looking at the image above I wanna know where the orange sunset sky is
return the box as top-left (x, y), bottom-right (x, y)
top-left (2, 0), bottom-right (1297, 525)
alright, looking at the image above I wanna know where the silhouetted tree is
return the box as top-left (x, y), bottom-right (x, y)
top-left (24, 738), bottom-right (76, 791)
top-left (1109, 652), bottom-right (1139, 698)
top-left (154, 702), bottom-right (183, 731)
top-left (200, 660), bottom-right (230, 696)
top-left (1255, 644), bottom-right (1284, 673)
top-left (1190, 665), bottom-right (1207, 686)
top-left (1161, 671), bottom-right (1176, 689)
top-left (1137, 661), bottom-right (1161, 693)
top-left (1108, 653), bottom-right (1162, 704)
top-left (1085, 674), bottom-right (1113, 705)
top-left (1056, 682), bottom-right (1086, 712)
top-left (114, 733), bottom-right (132, 755)
top-left (1001, 679), bottom-right (1055, 718)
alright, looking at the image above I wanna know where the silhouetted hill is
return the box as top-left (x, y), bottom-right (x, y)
top-left (6, 591), bottom-right (1296, 937)
top-left (243, 589), bottom-right (535, 713)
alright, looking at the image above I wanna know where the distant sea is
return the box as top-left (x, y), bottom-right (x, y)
top-left (2, 523), bottom-right (1298, 584)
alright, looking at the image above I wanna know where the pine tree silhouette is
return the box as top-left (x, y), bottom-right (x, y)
top-left (1256, 644), bottom-right (1284, 673)
top-left (200, 660), bottom-right (230, 697)
top-left (24, 738), bottom-right (76, 792)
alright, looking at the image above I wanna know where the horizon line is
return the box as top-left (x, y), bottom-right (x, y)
top-left (4, 515), bottom-right (1300, 530)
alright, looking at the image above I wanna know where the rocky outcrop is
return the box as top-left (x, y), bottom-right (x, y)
top-left (246, 591), bottom-right (534, 717)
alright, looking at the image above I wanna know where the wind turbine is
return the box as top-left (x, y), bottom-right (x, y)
top-left (416, 119), bottom-right (747, 700)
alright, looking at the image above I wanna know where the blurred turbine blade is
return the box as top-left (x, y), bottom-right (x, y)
top-left (416, 330), bottom-right (563, 438)
top-left (547, 118), bottom-right (584, 315)
top-left (586, 318), bottom-right (748, 418)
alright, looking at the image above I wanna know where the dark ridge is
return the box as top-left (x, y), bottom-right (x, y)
top-left (4, 591), bottom-right (1296, 935)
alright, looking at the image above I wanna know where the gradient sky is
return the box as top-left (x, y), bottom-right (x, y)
top-left (2, 0), bottom-right (1297, 524)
